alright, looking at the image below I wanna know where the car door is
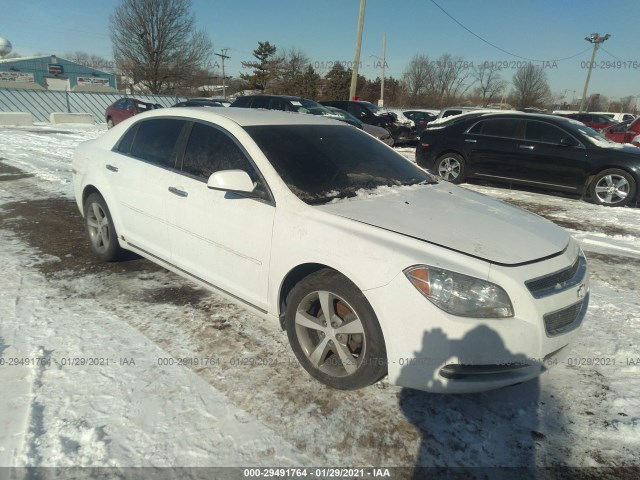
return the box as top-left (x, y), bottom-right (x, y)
top-left (464, 118), bottom-right (524, 179)
top-left (512, 120), bottom-right (589, 190)
top-left (164, 121), bottom-right (275, 311)
top-left (107, 118), bottom-right (189, 261)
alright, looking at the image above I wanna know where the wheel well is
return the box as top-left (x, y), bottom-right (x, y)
top-left (585, 166), bottom-right (638, 192)
top-left (277, 263), bottom-right (337, 329)
top-left (82, 185), bottom-right (100, 208)
top-left (436, 149), bottom-right (464, 160)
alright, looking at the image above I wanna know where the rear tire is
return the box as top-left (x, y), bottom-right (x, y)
top-left (589, 168), bottom-right (636, 207)
top-left (84, 193), bottom-right (123, 261)
top-left (285, 269), bottom-right (387, 390)
top-left (106, 117), bottom-right (114, 129)
top-left (434, 153), bottom-right (466, 184)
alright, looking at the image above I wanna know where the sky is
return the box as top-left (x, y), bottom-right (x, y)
top-left (1, 0), bottom-right (639, 104)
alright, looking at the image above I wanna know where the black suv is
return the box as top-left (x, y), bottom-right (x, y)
top-left (319, 100), bottom-right (414, 144)
top-left (230, 95), bottom-right (333, 116)
top-left (416, 112), bottom-right (640, 207)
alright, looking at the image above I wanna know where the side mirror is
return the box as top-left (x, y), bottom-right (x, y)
top-left (207, 170), bottom-right (255, 194)
top-left (559, 137), bottom-right (579, 147)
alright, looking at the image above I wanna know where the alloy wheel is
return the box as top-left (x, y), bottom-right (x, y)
top-left (294, 290), bottom-right (366, 378)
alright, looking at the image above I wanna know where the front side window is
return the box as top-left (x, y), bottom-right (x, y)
top-left (180, 123), bottom-right (270, 200)
top-left (181, 123), bottom-right (254, 178)
top-left (246, 124), bottom-right (433, 204)
top-left (251, 97), bottom-right (270, 109)
top-left (525, 121), bottom-right (573, 144)
top-left (129, 118), bottom-right (186, 168)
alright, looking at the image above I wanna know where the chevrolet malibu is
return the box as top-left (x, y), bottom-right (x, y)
top-left (72, 108), bottom-right (589, 393)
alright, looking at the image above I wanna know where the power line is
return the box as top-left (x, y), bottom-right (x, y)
top-left (600, 47), bottom-right (620, 60)
top-left (429, 0), bottom-right (592, 63)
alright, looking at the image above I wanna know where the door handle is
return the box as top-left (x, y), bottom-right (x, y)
top-left (465, 139), bottom-right (477, 143)
top-left (519, 145), bottom-right (535, 150)
top-left (168, 186), bottom-right (188, 198)
top-left (106, 164), bottom-right (118, 172)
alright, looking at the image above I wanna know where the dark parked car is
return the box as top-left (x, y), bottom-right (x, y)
top-left (230, 95), bottom-right (334, 117)
top-left (319, 100), bottom-right (415, 144)
top-left (325, 106), bottom-right (394, 146)
top-left (403, 110), bottom-right (438, 132)
top-left (105, 98), bottom-right (160, 127)
top-left (416, 112), bottom-right (640, 207)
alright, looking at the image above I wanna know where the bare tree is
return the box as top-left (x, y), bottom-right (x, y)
top-left (402, 54), bottom-right (435, 104)
top-left (64, 51), bottom-right (115, 73)
top-left (432, 54), bottom-right (472, 106)
top-left (510, 64), bottom-right (551, 108)
top-left (472, 62), bottom-right (507, 105)
top-left (619, 95), bottom-right (636, 112)
top-left (275, 48), bottom-right (311, 95)
top-left (110, 0), bottom-right (213, 94)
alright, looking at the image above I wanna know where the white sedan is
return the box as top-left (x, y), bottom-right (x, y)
top-left (72, 108), bottom-right (589, 393)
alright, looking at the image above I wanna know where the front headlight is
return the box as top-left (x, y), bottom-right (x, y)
top-left (404, 265), bottom-right (514, 318)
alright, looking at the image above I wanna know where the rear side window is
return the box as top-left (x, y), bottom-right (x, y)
top-left (130, 118), bottom-right (186, 168)
top-left (116, 124), bottom-right (138, 154)
top-left (471, 119), bottom-right (520, 138)
top-left (270, 99), bottom-right (290, 111)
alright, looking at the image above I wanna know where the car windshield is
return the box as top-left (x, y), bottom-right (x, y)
top-left (360, 102), bottom-right (381, 114)
top-left (246, 125), bottom-right (434, 204)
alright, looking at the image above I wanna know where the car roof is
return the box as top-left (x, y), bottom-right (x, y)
top-left (236, 94), bottom-right (308, 101)
top-left (430, 110), bottom-right (581, 127)
top-left (132, 106), bottom-right (345, 127)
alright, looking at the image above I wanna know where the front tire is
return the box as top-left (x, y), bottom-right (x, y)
top-left (434, 153), bottom-right (466, 184)
top-left (285, 269), bottom-right (387, 390)
top-left (84, 193), bottom-right (123, 261)
top-left (589, 168), bottom-right (636, 207)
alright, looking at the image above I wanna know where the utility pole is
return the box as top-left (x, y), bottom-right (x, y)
top-left (370, 34), bottom-right (386, 107)
top-left (349, 0), bottom-right (366, 101)
top-left (214, 49), bottom-right (230, 98)
top-left (380, 33), bottom-right (386, 107)
top-left (579, 33), bottom-right (610, 113)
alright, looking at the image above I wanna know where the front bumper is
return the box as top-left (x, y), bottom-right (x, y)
top-left (364, 242), bottom-right (588, 393)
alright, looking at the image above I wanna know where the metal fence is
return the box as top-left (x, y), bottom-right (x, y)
top-left (0, 89), bottom-right (187, 123)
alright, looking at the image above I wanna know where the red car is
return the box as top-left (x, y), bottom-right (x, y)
top-left (561, 112), bottom-right (617, 130)
top-left (105, 98), bottom-right (160, 127)
top-left (601, 117), bottom-right (640, 146)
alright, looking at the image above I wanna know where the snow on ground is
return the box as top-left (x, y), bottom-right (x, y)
top-left (0, 126), bottom-right (639, 476)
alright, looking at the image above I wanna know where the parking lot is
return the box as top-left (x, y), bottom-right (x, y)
top-left (0, 124), bottom-right (639, 475)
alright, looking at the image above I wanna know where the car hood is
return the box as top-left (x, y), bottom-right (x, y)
top-left (362, 124), bottom-right (391, 137)
top-left (315, 183), bottom-right (569, 265)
